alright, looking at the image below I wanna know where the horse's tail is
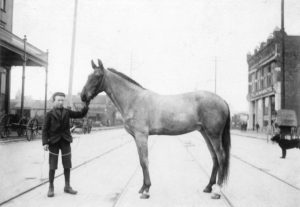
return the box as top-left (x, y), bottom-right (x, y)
top-left (220, 105), bottom-right (231, 185)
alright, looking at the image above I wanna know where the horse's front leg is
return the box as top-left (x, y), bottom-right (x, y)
top-left (134, 132), bottom-right (151, 199)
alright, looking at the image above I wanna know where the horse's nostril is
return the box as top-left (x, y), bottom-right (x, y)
top-left (81, 94), bottom-right (86, 101)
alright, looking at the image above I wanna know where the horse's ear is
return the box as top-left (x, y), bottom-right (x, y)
top-left (98, 59), bottom-right (104, 71)
top-left (91, 60), bottom-right (97, 70)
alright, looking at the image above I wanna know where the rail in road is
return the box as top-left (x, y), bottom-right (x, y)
top-left (1, 132), bottom-right (158, 207)
top-left (0, 132), bottom-right (133, 206)
top-left (177, 138), bottom-right (235, 207)
top-left (178, 134), bottom-right (300, 207)
top-left (232, 134), bottom-right (300, 191)
top-left (2, 131), bottom-right (299, 206)
top-left (2, 132), bottom-right (231, 207)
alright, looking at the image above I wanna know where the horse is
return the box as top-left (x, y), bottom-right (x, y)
top-left (81, 59), bottom-right (231, 199)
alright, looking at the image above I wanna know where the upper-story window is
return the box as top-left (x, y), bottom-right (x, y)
top-left (252, 73), bottom-right (256, 92)
top-left (0, 71), bottom-right (6, 94)
top-left (1, 0), bottom-right (6, 11)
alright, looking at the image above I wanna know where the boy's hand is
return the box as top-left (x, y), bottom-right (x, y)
top-left (83, 101), bottom-right (90, 108)
top-left (44, 144), bottom-right (49, 151)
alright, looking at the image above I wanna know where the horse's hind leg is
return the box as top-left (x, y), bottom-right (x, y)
top-left (200, 131), bottom-right (219, 193)
top-left (209, 136), bottom-right (226, 199)
top-left (134, 132), bottom-right (151, 199)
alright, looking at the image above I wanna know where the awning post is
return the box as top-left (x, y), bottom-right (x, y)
top-left (20, 35), bottom-right (27, 118)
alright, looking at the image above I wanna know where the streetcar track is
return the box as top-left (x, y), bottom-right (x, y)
top-left (178, 134), bottom-right (300, 207)
top-left (231, 153), bottom-right (300, 191)
top-left (177, 137), bottom-right (235, 207)
top-left (231, 133), bottom-right (300, 191)
top-left (0, 135), bottom-right (133, 206)
top-left (231, 132), bottom-right (270, 141)
top-left (112, 138), bottom-right (157, 207)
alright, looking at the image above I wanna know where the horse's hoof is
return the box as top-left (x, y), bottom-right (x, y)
top-left (138, 187), bottom-right (145, 194)
top-left (211, 193), bottom-right (221, 199)
top-left (140, 192), bottom-right (150, 199)
top-left (203, 186), bottom-right (212, 193)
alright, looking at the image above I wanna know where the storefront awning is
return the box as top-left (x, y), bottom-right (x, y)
top-left (0, 27), bottom-right (48, 67)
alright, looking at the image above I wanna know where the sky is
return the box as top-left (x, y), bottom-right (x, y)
top-left (11, 0), bottom-right (300, 113)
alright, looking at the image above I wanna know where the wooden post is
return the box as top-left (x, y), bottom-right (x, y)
top-left (20, 35), bottom-right (27, 118)
top-left (281, 0), bottom-right (285, 109)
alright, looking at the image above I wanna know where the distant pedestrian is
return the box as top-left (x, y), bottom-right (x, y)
top-left (255, 123), bottom-right (260, 132)
top-left (42, 92), bottom-right (89, 197)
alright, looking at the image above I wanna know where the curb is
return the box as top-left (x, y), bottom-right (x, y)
top-left (231, 131), bottom-right (269, 140)
top-left (0, 126), bottom-right (124, 144)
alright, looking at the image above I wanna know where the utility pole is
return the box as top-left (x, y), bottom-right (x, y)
top-left (44, 50), bottom-right (49, 116)
top-left (67, 0), bottom-right (78, 108)
top-left (281, 0), bottom-right (285, 109)
top-left (214, 56), bottom-right (217, 94)
top-left (130, 51), bottom-right (133, 77)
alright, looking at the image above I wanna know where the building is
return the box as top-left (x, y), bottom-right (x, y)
top-left (247, 29), bottom-right (300, 131)
top-left (231, 113), bottom-right (249, 130)
top-left (0, 0), bottom-right (48, 118)
top-left (72, 94), bottom-right (123, 126)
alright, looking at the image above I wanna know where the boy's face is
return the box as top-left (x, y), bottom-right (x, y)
top-left (53, 95), bottom-right (65, 108)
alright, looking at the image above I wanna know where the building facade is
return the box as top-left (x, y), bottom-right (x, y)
top-left (0, 0), bottom-right (48, 118)
top-left (247, 30), bottom-right (300, 131)
top-left (72, 94), bottom-right (123, 126)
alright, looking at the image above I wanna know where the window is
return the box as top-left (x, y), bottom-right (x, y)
top-left (260, 69), bottom-right (263, 90)
top-left (271, 96), bottom-right (276, 117)
top-left (252, 74), bottom-right (256, 92)
top-left (1, 0), bottom-right (6, 11)
top-left (0, 72), bottom-right (6, 94)
top-left (263, 66), bottom-right (268, 88)
top-left (263, 97), bottom-right (269, 115)
top-left (267, 65), bottom-right (271, 87)
top-left (255, 70), bottom-right (259, 91)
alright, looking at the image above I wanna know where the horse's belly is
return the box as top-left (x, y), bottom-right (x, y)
top-left (149, 113), bottom-right (198, 135)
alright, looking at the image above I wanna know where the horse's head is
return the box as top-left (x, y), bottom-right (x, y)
top-left (81, 59), bottom-right (106, 104)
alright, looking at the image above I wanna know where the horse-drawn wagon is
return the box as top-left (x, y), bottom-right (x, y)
top-left (0, 109), bottom-right (41, 141)
top-left (274, 109), bottom-right (298, 139)
top-left (70, 117), bottom-right (93, 134)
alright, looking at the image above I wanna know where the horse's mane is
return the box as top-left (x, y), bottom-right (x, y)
top-left (107, 68), bottom-right (145, 89)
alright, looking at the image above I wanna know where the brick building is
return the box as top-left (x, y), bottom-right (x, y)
top-left (247, 29), bottom-right (300, 131)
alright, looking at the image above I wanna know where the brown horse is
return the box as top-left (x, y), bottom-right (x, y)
top-left (81, 59), bottom-right (231, 199)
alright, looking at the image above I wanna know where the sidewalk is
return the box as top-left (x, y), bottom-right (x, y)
top-left (231, 129), bottom-right (272, 141)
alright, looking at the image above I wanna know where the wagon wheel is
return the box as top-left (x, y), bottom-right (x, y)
top-left (82, 127), bottom-right (87, 134)
top-left (87, 122), bottom-right (92, 134)
top-left (26, 118), bottom-right (39, 141)
top-left (0, 114), bottom-right (11, 138)
top-left (17, 118), bottom-right (27, 137)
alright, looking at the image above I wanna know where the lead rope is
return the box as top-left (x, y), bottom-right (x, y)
top-left (40, 150), bottom-right (46, 181)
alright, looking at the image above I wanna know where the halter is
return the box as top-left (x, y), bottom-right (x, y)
top-left (91, 69), bottom-right (106, 99)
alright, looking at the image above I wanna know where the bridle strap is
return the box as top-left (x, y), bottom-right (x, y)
top-left (95, 69), bottom-right (106, 96)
